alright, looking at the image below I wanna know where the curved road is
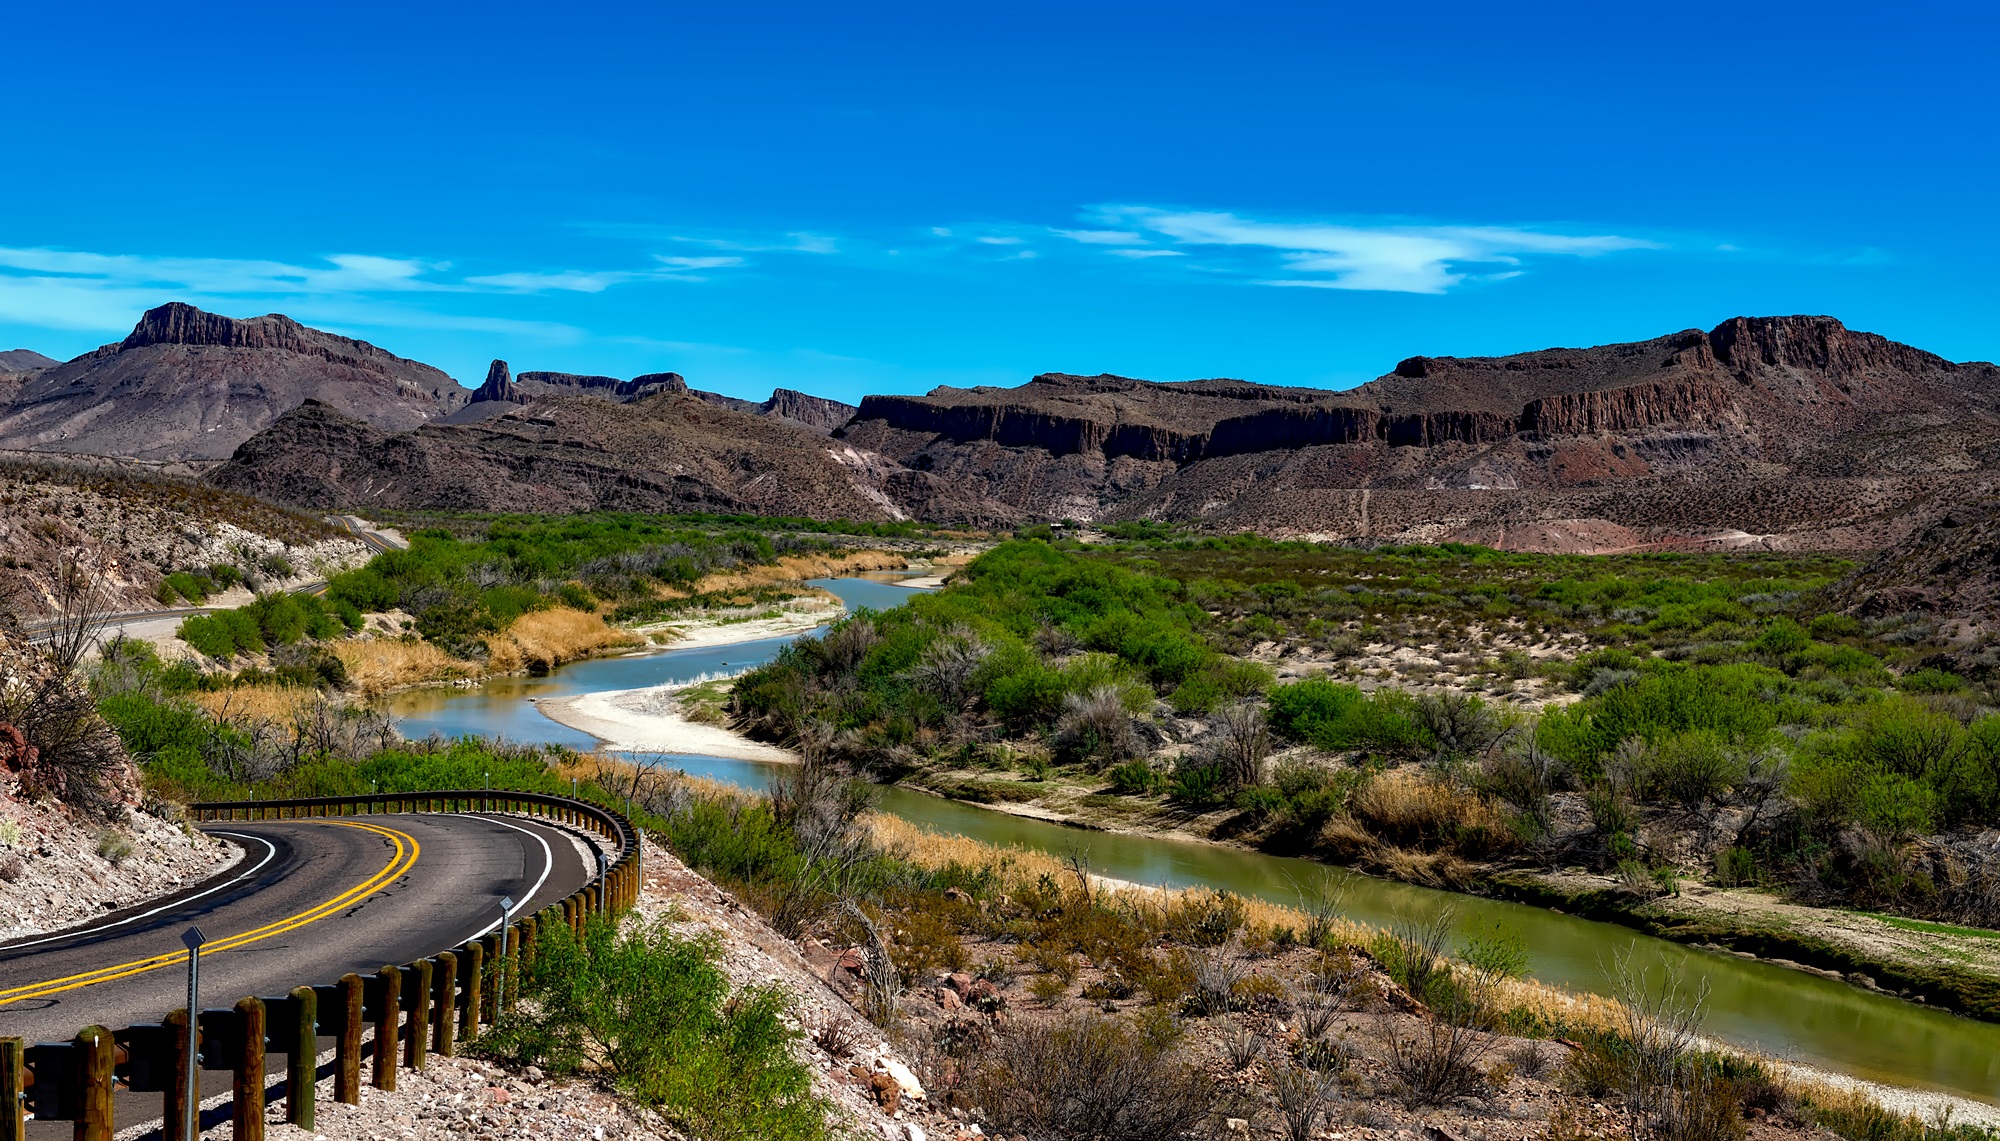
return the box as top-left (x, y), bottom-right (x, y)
top-left (0, 813), bottom-right (594, 1044)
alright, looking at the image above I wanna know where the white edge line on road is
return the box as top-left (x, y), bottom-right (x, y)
top-left (0, 832), bottom-right (278, 954)
top-left (457, 816), bottom-right (556, 945)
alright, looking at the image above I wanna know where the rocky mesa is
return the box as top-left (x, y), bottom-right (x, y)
top-left (0, 303), bottom-right (468, 461)
top-left (836, 315), bottom-right (2000, 549)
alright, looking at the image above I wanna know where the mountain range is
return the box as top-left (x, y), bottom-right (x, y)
top-left (6, 304), bottom-right (1999, 552)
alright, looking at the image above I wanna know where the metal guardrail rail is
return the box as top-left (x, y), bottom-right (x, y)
top-left (0, 790), bottom-right (642, 1141)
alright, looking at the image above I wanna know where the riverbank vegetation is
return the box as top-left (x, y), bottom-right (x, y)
top-left (159, 512), bottom-right (930, 690)
top-left (76, 618), bottom-right (2000, 1141)
top-left (729, 538), bottom-right (2000, 947)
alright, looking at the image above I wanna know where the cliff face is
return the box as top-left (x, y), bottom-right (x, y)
top-left (836, 316), bottom-right (2000, 548)
top-left (0, 303), bottom-right (468, 461)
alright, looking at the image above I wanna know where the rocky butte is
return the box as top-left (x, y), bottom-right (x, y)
top-left (0, 302), bottom-right (467, 461)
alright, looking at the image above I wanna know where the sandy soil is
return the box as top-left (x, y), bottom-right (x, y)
top-left (537, 681), bottom-right (795, 762)
top-left (637, 603), bottom-right (838, 650)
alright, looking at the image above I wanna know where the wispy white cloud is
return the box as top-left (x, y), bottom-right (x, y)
top-left (1052, 228), bottom-right (1144, 245)
top-left (1092, 208), bottom-right (1660, 293)
top-left (1110, 248), bottom-right (1184, 259)
top-left (975, 236), bottom-right (1024, 246)
top-left (0, 244), bottom-right (743, 334)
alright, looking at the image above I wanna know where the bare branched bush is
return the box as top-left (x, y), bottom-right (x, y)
top-left (1289, 867), bottom-right (1348, 950)
top-left (805, 1013), bottom-right (861, 1060)
top-left (765, 751), bottom-right (874, 936)
top-left (1054, 685), bottom-right (1139, 768)
top-left (971, 1014), bottom-right (1216, 1141)
top-left (1295, 986), bottom-right (1339, 1042)
top-left (1608, 945), bottom-right (1718, 1140)
top-left (1375, 908), bottom-right (1454, 1007)
top-left (1183, 945), bottom-right (1248, 1016)
top-left (1506, 1038), bottom-right (1553, 1080)
top-left (1211, 700), bottom-right (1270, 788)
top-left (1, 636), bottom-right (130, 815)
top-left (1380, 999), bottom-right (1495, 1108)
top-left (1483, 740), bottom-right (1566, 832)
top-left (1269, 1056), bottom-right (1342, 1141)
top-left (43, 546), bottom-right (119, 675)
top-left (841, 901), bottom-right (902, 1025)
top-left (1222, 1023), bottom-right (1265, 1071)
top-left (912, 626), bottom-right (990, 710)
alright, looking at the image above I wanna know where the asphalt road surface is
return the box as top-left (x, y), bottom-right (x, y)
top-left (0, 813), bottom-right (595, 1045)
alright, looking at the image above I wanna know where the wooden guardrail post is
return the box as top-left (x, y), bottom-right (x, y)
top-left (404, 959), bottom-right (431, 1071)
top-left (0, 1037), bottom-right (20, 1141)
top-left (162, 1009), bottom-right (194, 1141)
top-left (462, 942), bottom-right (483, 1043)
top-left (335, 974), bottom-right (363, 1104)
top-left (285, 985), bottom-right (316, 1128)
top-left (433, 952), bottom-right (457, 1057)
top-left (520, 914), bottom-right (538, 974)
top-left (77, 1024), bottom-right (114, 1141)
top-left (480, 934), bottom-right (500, 1023)
top-left (233, 997), bottom-right (265, 1141)
top-left (372, 966), bottom-right (399, 1091)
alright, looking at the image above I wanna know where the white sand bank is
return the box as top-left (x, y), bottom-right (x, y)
top-left (537, 680), bottom-right (795, 762)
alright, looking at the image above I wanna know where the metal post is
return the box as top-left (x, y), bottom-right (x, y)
top-left (432, 952), bottom-right (457, 1057)
top-left (232, 997), bottom-right (265, 1141)
top-left (496, 896), bottom-right (514, 1016)
top-left (372, 966), bottom-right (399, 1091)
top-left (595, 847), bottom-right (608, 913)
top-left (286, 986), bottom-right (316, 1128)
top-left (0, 1037), bottom-right (22, 1141)
top-left (335, 974), bottom-right (363, 1104)
top-left (179, 927), bottom-right (205, 1141)
top-left (77, 1025), bottom-right (114, 1141)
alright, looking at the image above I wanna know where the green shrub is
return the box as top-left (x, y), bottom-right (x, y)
top-left (1108, 759), bottom-right (1161, 794)
top-left (1807, 613), bottom-right (1862, 639)
top-left (483, 917), bottom-right (829, 1141)
top-left (1897, 668), bottom-right (1965, 694)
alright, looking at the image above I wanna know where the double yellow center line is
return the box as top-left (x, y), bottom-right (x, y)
top-left (0, 820), bottom-right (420, 1006)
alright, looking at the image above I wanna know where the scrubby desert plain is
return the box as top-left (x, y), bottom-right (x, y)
top-left (6, 462), bottom-right (2000, 1141)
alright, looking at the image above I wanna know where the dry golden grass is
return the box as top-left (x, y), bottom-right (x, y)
top-left (484, 608), bottom-right (641, 674)
top-left (329, 638), bottom-right (479, 694)
top-left (193, 684), bottom-right (316, 725)
top-left (689, 549), bottom-right (906, 594)
top-left (1351, 767), bottom-right (1510, 838)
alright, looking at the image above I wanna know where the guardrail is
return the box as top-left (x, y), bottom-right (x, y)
top-left (0, 790), bottom-right (642, 1141)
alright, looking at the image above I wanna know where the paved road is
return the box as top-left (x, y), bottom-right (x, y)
top-left (16, 514), bottom-right (406, 646)
top-left (0, 813), bottom-right (593, 1044)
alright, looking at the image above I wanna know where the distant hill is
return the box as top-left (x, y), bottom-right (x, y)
top-left (0, 303), bottom-right (467, 461)
top-left (205, 392), bottom-right (1008, 524)
top-left (837, 316), bottom-right (2000, 550)
top-left (451, 359), bottom-right (858, 434)
top-left (0, 349), bottom-right (57, 374)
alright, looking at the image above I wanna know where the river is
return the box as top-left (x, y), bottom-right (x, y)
top-left (385, 575), bottom-right (2000, 1103)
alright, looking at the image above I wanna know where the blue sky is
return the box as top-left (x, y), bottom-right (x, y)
top-left (2, 1), bottom-right (1995, 402)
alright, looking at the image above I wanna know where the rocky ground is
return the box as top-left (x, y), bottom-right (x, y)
top-left (0, 793), bottom-right (231, 941)
top-left (0, 456), bottom-right (367, 619)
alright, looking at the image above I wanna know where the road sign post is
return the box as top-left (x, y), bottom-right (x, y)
top-left (180, 926), bottom-right (205, 1141)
